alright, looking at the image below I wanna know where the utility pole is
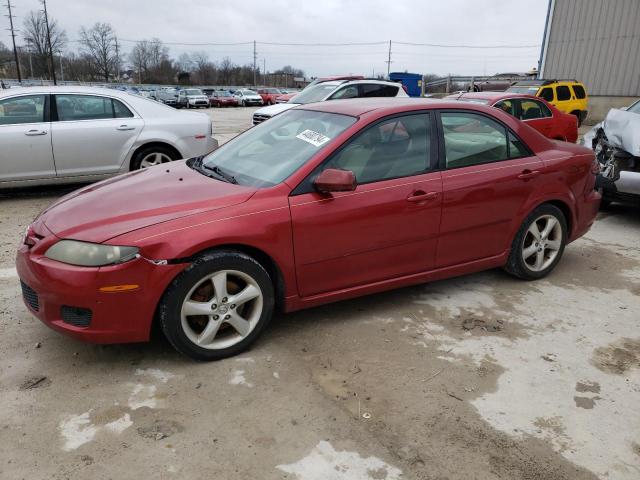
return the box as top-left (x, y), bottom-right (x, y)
top-left (41, 0), bottom-right (56, 85)
top-left (59, 51), bottom-right (63, 81)
top-left (253, 40), bottom-right (257, 86)
top-left (263, 58), bottom-right (266, 85)
top-left (386, 40), bottom-right (392, 79)
top-left (114, 37), bottom-right (120, 82)
top-left (5, 0), bottom-right (21, 82)
top-left (27, 39), bottom-right (33, 77)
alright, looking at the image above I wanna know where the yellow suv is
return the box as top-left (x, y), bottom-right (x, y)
top-left (507, 79), bottom-right (588, 126)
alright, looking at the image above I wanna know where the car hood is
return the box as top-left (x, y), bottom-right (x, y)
top-left (254, 103), bottom-right (298, 117)
top-left (40, 161), bottom-right (256, 244)
top-left (187, 95), bottom-right (208, 100)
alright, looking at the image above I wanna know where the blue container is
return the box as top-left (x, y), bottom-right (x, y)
top-left (389, 72), bottom-right (423, 97)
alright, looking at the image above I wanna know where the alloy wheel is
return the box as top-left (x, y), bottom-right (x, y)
top-left (140, 152), bottom-right (172, 168)
top-left (521, 214), bottom-right (563, 272)
top-left (180, 269), bottom-right (263, 350)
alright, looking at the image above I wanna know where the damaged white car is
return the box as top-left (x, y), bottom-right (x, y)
top-left (583, 100), bottom-right (640, 206)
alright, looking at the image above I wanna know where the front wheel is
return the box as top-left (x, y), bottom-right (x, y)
top-left (159, 251), bottom-right (275, 361)
top-left (505, 204), bottom-right (567, 280)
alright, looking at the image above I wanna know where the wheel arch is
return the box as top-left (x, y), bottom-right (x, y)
top-left (175, 243), bottom-right (287, 311)
top-left (129, 142), bottom-right (183, 171)
top-left (536, 198), bottom-right (574, 238)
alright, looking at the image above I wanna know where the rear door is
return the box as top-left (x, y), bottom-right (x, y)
top-left (51, 94), bottom-right (143, 177)
top-left (0, 94), bottom-right (56, 183)
top-left (436, 110), bottom-right (545, 267)
top-left (553, 85), bottom-right (573, 114)
top-left (516, 98), bottom-right (556, 138)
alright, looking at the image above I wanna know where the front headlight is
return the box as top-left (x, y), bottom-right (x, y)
top-left (45, 240), bottom-right (139, 267)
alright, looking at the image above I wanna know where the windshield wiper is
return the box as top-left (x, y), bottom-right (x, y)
top-left (202, 164), bottom-right (238, 184)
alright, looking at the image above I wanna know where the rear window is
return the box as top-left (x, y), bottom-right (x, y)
top-left (556, 86), bottom-right (571, 101)
top-left (572, 85), bottom-right (586, 99)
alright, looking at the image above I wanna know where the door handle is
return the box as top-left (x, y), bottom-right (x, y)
top-left (24, 129), bottom-right (47, 136)
top-left (116, 125), bottom-right (135, 131)
top-left (407, 191), bottom-right (439, 202)
top-left (517, 170), bottom-right (540, 180)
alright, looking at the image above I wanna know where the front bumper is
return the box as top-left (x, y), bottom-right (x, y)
top-left (16, 242), bottom-right (186, 344)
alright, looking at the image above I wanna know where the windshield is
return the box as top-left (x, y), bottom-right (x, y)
top-left (197, 109), bottom-right (356, 187)
top-left (627, 100), bottom-right (640, 114)
top-left (507, 86), bottom-right (540, 95)
top-left (217, 91), bottom-right (231, 97)
top-left (241, 89), bottom-right (258, 95)
top-left (186, 89), bottom-right (203, 95)
top-left (458, 98), bottom-right (491, 105)
top-left (289, 83), bottom-right (340, 104)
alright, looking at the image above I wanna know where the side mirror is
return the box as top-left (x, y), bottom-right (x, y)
top-left (314, 168), bottom-right (357, 193)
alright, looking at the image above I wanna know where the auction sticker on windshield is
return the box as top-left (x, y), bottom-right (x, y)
top-left (296, 129), bottom-right (331, 147)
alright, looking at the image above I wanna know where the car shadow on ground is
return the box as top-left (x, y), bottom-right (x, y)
top-left (0, 183), bottom-right (89, 200)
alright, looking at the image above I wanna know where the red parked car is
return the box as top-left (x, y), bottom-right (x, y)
top-left (257, 88), bottom-right (283, 105)
top-left (208, 90), bottom-right (238, 107)
top-left (446, 91), bottom-right (578, 143)
top-left (17, 98), bottom-right (600, 360)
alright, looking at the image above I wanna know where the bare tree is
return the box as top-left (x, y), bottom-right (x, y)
top-left (79, 23), bottom-right (117, 82)
top-left (22, 10), bottom-right (67, 79)
top-left (129, 38), bottom-right (173, 84)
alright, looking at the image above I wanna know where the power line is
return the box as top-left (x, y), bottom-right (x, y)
top-left (394, 41), bottom-right (540, 49)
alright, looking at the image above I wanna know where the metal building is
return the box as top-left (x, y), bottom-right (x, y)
top-left (539, 0), bottom-right (640, 121)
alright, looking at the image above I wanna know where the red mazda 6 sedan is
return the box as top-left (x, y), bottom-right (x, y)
top-left (16, 98), bottom-right (601, 360)
top-left (446, 91), bottom-right (579, 143)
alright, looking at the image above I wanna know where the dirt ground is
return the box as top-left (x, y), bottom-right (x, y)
top-left (0, 107), bottom-right (639, 480)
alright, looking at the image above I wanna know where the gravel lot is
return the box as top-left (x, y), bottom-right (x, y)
top-left (0, 106), bottom-right (639, 480)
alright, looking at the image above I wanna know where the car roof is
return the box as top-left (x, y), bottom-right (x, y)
top-left (296, 97), bottom-right (457, 116)
top-left (512, 79), bottom-right (581, 87)
top-left (449, 91), bottom-right (542, 102)
top-left (0, 85), bottom-right (137, 99)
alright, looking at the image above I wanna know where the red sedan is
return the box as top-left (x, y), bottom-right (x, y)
top-left (209, 91), bottom-right (238, 107)
top-left (446, 91), bottom-right (578, 143)
top-left (257, 88), bottom-right (283, 105)
top-left (17, 98), bottom-right (600, 360)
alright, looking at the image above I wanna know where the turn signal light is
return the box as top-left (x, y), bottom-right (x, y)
top-left (99, 284), bottom-right (140, 293)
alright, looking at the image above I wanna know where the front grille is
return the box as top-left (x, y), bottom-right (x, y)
top-left (253, 114), bottom-right (271, 125)
top-left (20, 281), bottom-right (39, 311)
top-left (61, 306), bottom-right (93, 327)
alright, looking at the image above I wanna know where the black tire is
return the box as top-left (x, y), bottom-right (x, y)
top-left (130, 145), bottom-right (180, 170)
top-left (572, 111), bottom-right (582, 127)
top-left (504, 204), bottom-right (568, 280)
top-left (241, 99), bottom-right (246, 107)
top-left (158, 250), bottom-right (275, 361)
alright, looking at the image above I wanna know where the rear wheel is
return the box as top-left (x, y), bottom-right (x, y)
top-left (131, 145), bottom-right (179, 170)
top-left (505, 204), bottom-right (567, 280)
top-left (159, 251), bottom-right (275, 361)
top-left (571, 111), bottom-right (582, 127)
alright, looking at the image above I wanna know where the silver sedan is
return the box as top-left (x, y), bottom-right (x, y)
top-left (0, 86), bottom-right (218, 189)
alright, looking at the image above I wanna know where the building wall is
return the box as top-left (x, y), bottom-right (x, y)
top-left (541, 0), bottom-right (640, 97)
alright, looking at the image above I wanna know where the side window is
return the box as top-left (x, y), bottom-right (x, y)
top-left (56, 95), bottom-right (113, 121)
top-left (0, 95), bottom-right (46, 125)
top-left (359, 84), bottom-right (399, 98)
top-left (519, 99), bottom-right (551, 120)
top-left (441, 112), bottom-right (508, 168)
top-left (328, 113), bottom-right (431, 183)
top-left (556, 85), bottom-right (571, 101)
top-left (572, 85), bottom-right (586, 99)
top-left (112, 99), bottom-right (133, 118)
top-left (539, 87), bottom-right (554, 102)
top-left (494, 99), bottom-right (515, 116)
top-left (330, 85), bottom-right (359, 100)
top-left (508, 132), bottom-right (530, 158)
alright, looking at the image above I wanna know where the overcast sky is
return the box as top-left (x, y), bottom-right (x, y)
top-left (3, 0), bottom-right (549, 77)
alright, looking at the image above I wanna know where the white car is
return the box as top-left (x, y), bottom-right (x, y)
top-left (233, 89), bottom-right (264, 107)
top-left (0, 86), bottom-right (218, 189)
top-left (177, 88), bottom-right (209, 109)
top-left (252, 79), bottom-right (409, 125)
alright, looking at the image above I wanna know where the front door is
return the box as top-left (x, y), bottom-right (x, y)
top-left (436, 110), bottom-right (545, 267)
top-left (289, 113), bottom-right (442, 297)
top-left (0, 94), bottom-right (55, 183)
top-left (51, 94), bottom-right (143, 177)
